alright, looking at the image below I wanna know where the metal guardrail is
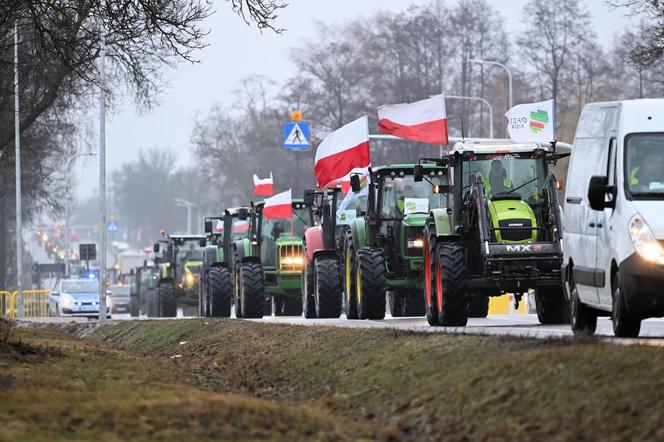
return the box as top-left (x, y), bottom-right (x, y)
top-left (1, 290), bottom-right (51, 319)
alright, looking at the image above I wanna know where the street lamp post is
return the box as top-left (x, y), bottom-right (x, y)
top-left (64, 152), bottom-right (97, 277)
top-left (445, 95), bottom-right (494, 138)
top-left (14, 23), bottom-right (23, 318)
top-left (467, 59), bottom-right (513, 110)
top-left (98, 32), bottom-right (108, 321)
top-left (174, 199), bottom-right (202, 234)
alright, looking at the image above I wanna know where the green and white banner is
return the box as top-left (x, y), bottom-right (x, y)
top-left (505, 99), bottom-right (556, 143)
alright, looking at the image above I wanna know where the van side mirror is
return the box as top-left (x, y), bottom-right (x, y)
top-left (153, 243), bottom-right (160, 253)
top-left (588, 176), bottom-right (615, 211)
top-left (413, 165), bottom-right (424, 182)
top-left (204, 220), bottom-right (213, 234)
top-left (303, 189), bottom-right (315, 207)
top-left (350, 174), bottom-right (361, 193)
top-left (238, 208), bottom-right (249, 221)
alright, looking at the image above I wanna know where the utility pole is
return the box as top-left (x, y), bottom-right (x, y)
top-left (14, 23), bottom-right (23, 318)
top-left (98, 32), bottom-right (107, 321)
top-left (467, 59), bottom-right (513, 110)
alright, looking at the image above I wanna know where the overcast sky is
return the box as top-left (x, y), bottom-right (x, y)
top-left (74, 0), bottom-right (638, 200)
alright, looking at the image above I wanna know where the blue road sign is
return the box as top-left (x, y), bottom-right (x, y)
top-left (283, 121), bottom-right (311, 150)
top-left (107, 220), bottom-right (119, 232)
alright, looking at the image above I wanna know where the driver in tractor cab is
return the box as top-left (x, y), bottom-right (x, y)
top-left (396, 182), bottom-right (416, 215)
top-left (482, 159), bottom-right (513, 197)
top-left (272, 221), bottom-right (285, 239)
top-left (630, 144), bottom-right (664, 190)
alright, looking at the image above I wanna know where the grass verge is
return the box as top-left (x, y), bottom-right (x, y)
top-left (85, 319), bottom-right (664, 441)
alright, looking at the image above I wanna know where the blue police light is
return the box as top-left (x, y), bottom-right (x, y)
top-left (88, 273), bottom-right (96, 279)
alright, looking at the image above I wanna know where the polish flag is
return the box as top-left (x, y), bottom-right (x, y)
top-left (378, 94), bottom-right (448, 145)
top-left (314, 116), bottom-right (371, 188)
top-left (215, 220), bottom-right (224, 233)
top-left (263, 189), bottom-right (293, 220)
top-left (326, 167), bottom-right (369, 193)
top-left (253, 173), bottom-right (274, 196)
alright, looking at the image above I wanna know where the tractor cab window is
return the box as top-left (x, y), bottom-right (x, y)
top-left (231, 219), bottom-right (250, 240)
top-left (379, 173), bottom-right (451, 219)
top-left (463, 154), bottom-right (545, 204)
top-left (176, 241), bottom-right (203, 266)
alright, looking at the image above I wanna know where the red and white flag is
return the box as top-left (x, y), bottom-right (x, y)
top-left (263, 189), bottom-right (293, 220)
top-left (326, 167), bottom-right (369, 193)
top-left (378, 94), bottom-right (448, 145)
top-left (314, 116), bottom-right (371, 188)
top-left (253, 172), bottom-right (275, 196)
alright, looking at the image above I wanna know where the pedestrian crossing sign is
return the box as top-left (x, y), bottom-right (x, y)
top-left (283, 121), bottom-right (311, 150)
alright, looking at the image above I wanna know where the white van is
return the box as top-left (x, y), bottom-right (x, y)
top-left (564, 99), bottom-right (664, 337)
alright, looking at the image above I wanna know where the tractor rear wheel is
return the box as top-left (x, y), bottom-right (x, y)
top-left (238, 262), bottom-right (265, 319)
top-left (388, 291), bottom-right (403, 317)
top-left (424, 220), bottom-right (440, 326)
top-left (343, 232), bottom-right (359, 319)
top-left (315, 257), bottom-right (343, 318)
top-left (356, 248), bottom-right (386, 320)
top-left (468, 293), bottom-right (489, 318)
top-left (158, 282), bottom-right (177, 318)
top-left (283, 297), bottom-right (303, 316)
top-left (403, 290), bottom-right (425, 316)
top-left (209, 267), bottom-right (232, 318)
top-left (303, 259), bottom-right (316, 318)
top-left (435, 243), bottom-right (468, 326)
top-left (146, 289), bottom-right (158, 318)
top-left (535, 285), bottom-right (570, 324)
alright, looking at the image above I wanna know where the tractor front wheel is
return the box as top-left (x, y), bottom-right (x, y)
top-left (209, 267), bottom-right (232, 318)
top-left (238, 262), bottom-right (265, 319)
top-left (315, 257), bottom-right (343, 318)
top-left (158, 282), bottom-right (177, 318)
top-left (468, 292), bottom-right (489, 318)
top-left (343, 232), bottom-right (359, 319)
top-left (356, 248), bottom-right (386, 320)
top-left (435, 243), bottom-right (468, 326)
top-left (535, 285), bottom-right (570, 324)
top-left (302, 259), bottom-right (316, 318)
top-left (424, 220), bottom-right (440, 326)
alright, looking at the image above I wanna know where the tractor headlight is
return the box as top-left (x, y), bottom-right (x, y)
top-left (185, 273), bottom-right (194, 286)
top-left (280, 255), bottom-right (304, 268)
top-left (407, 239), bottom-right (424, 248)
top-left (629, 214), bottom-right (664, 264)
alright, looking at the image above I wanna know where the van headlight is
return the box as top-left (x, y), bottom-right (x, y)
top-left (629, 214), bottom-right (664, 264)
top-left (60, 294), bottom-right (74, 307)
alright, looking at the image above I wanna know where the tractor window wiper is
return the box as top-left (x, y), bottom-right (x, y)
top-left (506, 177), bottom-right (538, 195)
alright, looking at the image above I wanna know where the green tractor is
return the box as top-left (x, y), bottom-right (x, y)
top-left (423, 141), bottom-right (568, 326)
top-left (153, 234), bottom-right (207, 317)
top-left (343, 164), bottom-right (452, 319)
top-left (199, 208), bottom-right (251, 317)
top-left (129, 261), bottom-right (159, 317)
top-left (301, 187), bottom-right (345, 319)
top-left (233, 199), bottom-right (313, 318)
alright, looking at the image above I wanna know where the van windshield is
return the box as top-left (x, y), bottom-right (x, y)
top-left (626, 134), bottom-right (664, 197)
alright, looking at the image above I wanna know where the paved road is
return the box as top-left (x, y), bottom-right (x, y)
top-left (22, 311), bottom-right (664, 347)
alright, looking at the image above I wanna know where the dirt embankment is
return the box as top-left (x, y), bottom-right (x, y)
top-left (2, 318), bottom-right (664, 441)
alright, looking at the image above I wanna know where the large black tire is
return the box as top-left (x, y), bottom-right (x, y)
top-left (403, 291), bottom-right (426, 316)
top-left (158, 282), bottom-right (177, 318)
top-left (302, 259), bottom-right (316, 318)
top-left (238, 262), bottom-right (265, 319)
top-left (146, 289), bottom-right (158, 318)
top-left (314, 257), bottom-right (343, 318)
top-left (569, 276), bottom-right (597, 336)
top-left (468, 292), bottom-right (489, 318)
top-left (130, 296), bottom-right (139, 317)
top-left (199, 275), bottom-right (209, 317)
top-left (424, 219), bottom-right (440, 326)
top-left (209, 267), bottom-right (232, 317)
top-left (343, 232), bottom-right (359, 319)
top-left (283, 297), bottom-right (303, 316)
top-left (388, 291), bottom-right (403, 317)
top-left (356, 248), bottom-right (386, 320)
top-left (435, 243), bottom-right (468, 326)
top-left (535, 285), bottom-right (570, 324)
top-left (612, 272), bottom-right (641, 338)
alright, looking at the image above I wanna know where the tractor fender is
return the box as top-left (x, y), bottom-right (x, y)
top-left (233, 238), bottom-right (254, 261)
top-left (350, 218), bottom-right (368, 251)
top-left (304, 226), bottom-right (324, 260)
top-left (430, 209), bottom-right (454, 237)
top-left (240, 255), bottom-right (261, 264)
top-left (211, 261), bottom-right (228, 269)
top-left (158, 276), bottom-right (174, 285)
top-left (313, 249), bottom-right (339, 260)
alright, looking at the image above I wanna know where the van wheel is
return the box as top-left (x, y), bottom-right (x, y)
top-left (570, 278), bottom-right (597, 336)
top-left (612, 272), bottom-right (641, 338)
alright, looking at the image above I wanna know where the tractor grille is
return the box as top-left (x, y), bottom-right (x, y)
top-left (404, 226), bottom-right (424, 257)
top-left (497, 218), bottom-right (532, 242)
top-left (279, 243), bottom-right (304, 272)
